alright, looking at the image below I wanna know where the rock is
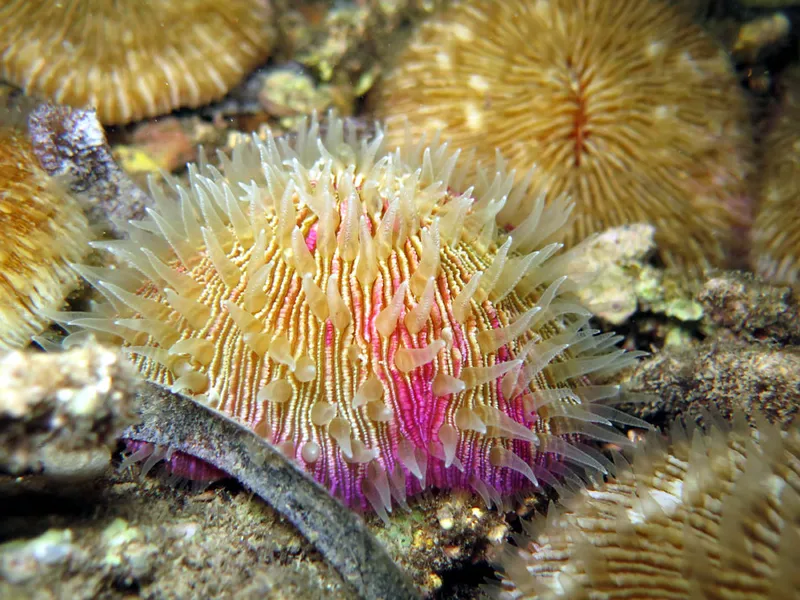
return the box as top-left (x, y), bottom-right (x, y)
top-left (625, 340), bottom-right (799, 428)
top-left (0, 344), bottom-right (141, 478)
top-left (0, 529), bottom-right (75, 585)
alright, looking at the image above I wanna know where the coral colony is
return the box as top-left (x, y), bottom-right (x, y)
top-left (54, 115), bottom-right (643, 521)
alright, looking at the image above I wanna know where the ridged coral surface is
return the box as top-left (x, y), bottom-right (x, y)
top-left (752, 69), bottom-right (800, 284)
top-left (0, 0), bottom-right (274, 125)
top-left (372, 0), bottom-right (752, 271)
top-left (0, 127), bottom-right (89, 349)
top-left (496, 415), bottom-right (800, 599)
top-left (60, 116), bottom-right (642, 517)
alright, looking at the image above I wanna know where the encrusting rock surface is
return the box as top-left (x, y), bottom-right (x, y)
top-left (0, 344), bottom-right (140, 479)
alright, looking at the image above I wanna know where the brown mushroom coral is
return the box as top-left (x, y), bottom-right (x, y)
top-left (0, 0), bottom-right (275, 125)
top-left (0, 126), bottom-right (90, 349)
top-left (751, 69), bottom-right (800, 284)
top-left (371, 0), bottom-right (753, 272)
top-left (494, 414), bottom-right (800, 599)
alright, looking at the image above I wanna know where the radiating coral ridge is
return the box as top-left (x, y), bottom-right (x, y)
top-left (0, 0), bottom-right (274, 125)
top-left (495, 415), bottom-right (800, 599)
top-left (57, 115), bottom-right (642, 518)
top-left (372, 0), bottom-right (753, 272)
top-left (0, 127), bottom-right (89, 349)
top-left (752, 69), bottom-right (800, 284)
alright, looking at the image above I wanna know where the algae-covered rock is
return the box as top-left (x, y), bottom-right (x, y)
top-left (698, 270), bottom-right (800, 344)
top-left (625, 340), bottom-right (799, 428)
top-left (566, 224), bottom-right (703, 332)
top-left (621, 271), bottom-right (800, 429)
top-left (0, 344), bottom-right (140, 478)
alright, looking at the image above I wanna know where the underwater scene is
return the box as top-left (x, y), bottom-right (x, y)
top-left (0, 0), bottom-right (798, 598)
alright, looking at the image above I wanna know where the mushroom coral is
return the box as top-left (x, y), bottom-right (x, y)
top-left (51, 114), bottom-right (645, 520)
top-left (495, 413), bottom-right (800, 599)
top-left (0, 0), bottom-right (275, 125)
top-left (0, 126), bottom-right (89, 349)
top-left (751, 68), bottom-right (800, 285)
top-left (371, 0), bottom-right (753, 272)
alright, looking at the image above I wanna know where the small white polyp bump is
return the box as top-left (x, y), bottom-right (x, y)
top-left (268, 334), bottom-right (295, 370)
top-left (375, 281), bottom-right (408, 337)
top-left (302, 273), bottom-right (329, 322)
top-left (438, 423), bottom-right (459, 468)
top-left (225, 300), bottom-right (270, 357)
top-left (363, 461), bottom-right (392, 525)
top-left (224, 300), bottom-right (261, 334)
top-left (479, 237), bottom-right (512, 299)
top-left (353, 374), bottom-right (383, 408)
top-left (329, 417), bottom-right (353, 459)
top-left (326, 275), bottom-right (351, 331)
top-left (301, 441), bottom-right (321, 464)
top-left (171, 369), bottom-right (209, 394)
top-left (367, 460), bottom-right (393, 511)
top-left (291, 226), bottom-right (316, 277)
top-left (366, 400), bottom-right (393, 423)
top-left (397, 439), bottom-right (426, 482)
top-left (477, 306), bottom-right (542, 355)
top-left (201, 226), bottom-right (240, 288)
top-left (453, 271), bottom-right (482, 323)
top-left (165, 288), bottom-right (210, 330)
top-left (404, 276), bottom-right (435, 335)
top-left (168, 337), bottom-right (215, 366)
top-left (355, 215), bottom-right (378, 288)
top-left (490, 446), bottom-right (539, 487)
top-left (337, 191), bottom-right (361, 261)
top-left (243, 262), bottom-right (272, 314)
top-left (345, 440), bottom-right (380, 464)
top-left (277, 440), bottom-right (296, 459)
top-left (460, 359), bottom-right (522, 390)
top-left (455, 406), bottom-right (487, 434)
top-left (478, 405), bottom-right (538, 444)
top-left (310, 401), bottom-right (337, 426)
top-left (115, 317), bottom-right (178, 347)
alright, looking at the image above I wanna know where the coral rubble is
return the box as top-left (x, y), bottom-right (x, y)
top-left (0, 344), bottom-right (140, 478)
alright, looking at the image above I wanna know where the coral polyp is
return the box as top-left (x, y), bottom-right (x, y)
top-left (60, 116), bottom-right (641, 518)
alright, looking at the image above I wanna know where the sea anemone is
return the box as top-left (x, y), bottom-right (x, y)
top-left (370, 0), bottom-right (753, 271)
top-left (494, 413), bottom-right (800, 599)
top-left (0, 0), bottom-right (275, 125)
top-left (751, 69), bottom-right (800, 284)
top-left (0, 126), bottom-right (90, 349)
top-left (53, 114), bottom-right (644, 520)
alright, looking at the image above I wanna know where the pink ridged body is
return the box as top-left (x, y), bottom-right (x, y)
top-left (68, 117), bottom-right (639, 519)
